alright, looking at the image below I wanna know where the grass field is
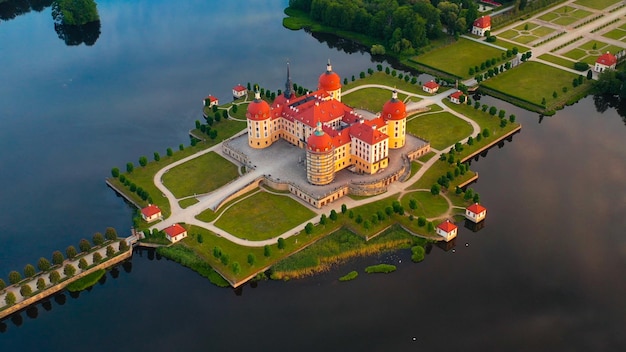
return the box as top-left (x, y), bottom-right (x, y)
top-left (162, 152), bottom-right (239, 198)
top-left (481, 61), bottom-right (580, 106)
top-left (412, 38), bottom-right (505, 78)
top-left (344, 72), bottom-right (423, 93)
top-left (214, 191), bottom-right (316, 240)
top-left (563, 40), bottom-right (624, 64)
top-left (538, 53), bottom-right (578, 69)
top-left (602, 28), bottom-right (626, 41)
top-left (400, 191), bottom-right (449, 218)
top-left (343, 87), bottom-right (407, 112)
top-left (574, 0), bottom-right (621, 10)
top-left (406, 112), bottom-right (473, 150)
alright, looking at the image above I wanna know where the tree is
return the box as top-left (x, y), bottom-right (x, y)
top-left (482, 128), bottom-right (490, 138)
top-left (64, 264), bottom-right (76, 277)
top-left (138, 156), bottom-right (148, 167)
top-left (79, 238), bottom-right (91, 253)
top-left (264, 245), bottom-right (271, 257)
top-left (320, 214), bottom-right (327, 225)
top-left (24, 264), bottom-right (36, 278)
top-left (52, 251), bottom-right (64, 265)
top-left (587, 70), bottom-right (593, 80)
top-left (196, 233), bottom-right (204, 244)
top-left (179, 144), bottom-right (184, 151)
top-left (93, 252), bottom-right (102, 263)
top-left (467, 136), bottom-right (474, 146)
top-left (37, 277), bottom-right (46, 291)
top-left (355, 214), bottom-right (363, 224)
top-left (166, 147), bottom-right (173, 157)
top-left (52, 0), bottom-right (100, 26)
top-left (553, 91), bottom-right (558, 98)
top-left (111, 167), bottom-right (120, 178)
top-left (0, 278), bottom-right (5, 290)
top-left (231, 262), bottom-right (241, 274)
top-left (431, 184), bottom-right (441, 195)
top-left (509, 114), bottom-right (516, 123)
top-left (417, 217), bottom-right (426, 227)
top-left (154, 152), bottom-right (160, 161)
top-left (427, 222), bottom-right (435, 232)
top-left (78, 258), bottom-right (88, 270)
top-left (213, 246), bottom-right (222, 258)
top-left (489, 106), bottom-right (497, 116)
top-left (329, 209), bottom-right (338, 221)
top-left (49, 270), bottom-right (61, 284)
top-left (5, 292), bottom-right (16, 306)
top-left (305, 222), bottom-right (314, 234)
top-left (126, 162), bottom-right (134, 173)
top-left (106, 245), bottom-right (115, 257)
top-left (247, 253), bottom-right (256, 266)
top-left (9, 271), bottom-right (22, 285)
top-left (220, 254), bottom-right (230, 265)
top-left (66, 245), bottom-right (77, 259)
top-left (341, 204), bottom-right (347, 214)
top-left (277, 237), bottom-right (286, 250)
top-left (105, 227), bottom-right (118, 241)
top-left (93, 232), bottom-right (104, 246)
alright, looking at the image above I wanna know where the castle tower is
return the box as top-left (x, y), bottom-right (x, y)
top-left (284, 61), bottom-right (294, 99)
top-left (382, 89), bottom-right (407, 149)
top-left (246, 90), bottom-right (273, 149)
top-left (318, 59), bottom-right (342, 101)
top-left (306, 122), bottom-right (335, 185)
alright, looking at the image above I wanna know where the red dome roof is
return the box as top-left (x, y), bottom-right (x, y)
top-left (382, 91), bottom-right (406, 120)
top-left (246, 92), bottom-right (271, 121)
top-left (318, 61), bottom-right (341, 92)
top-left (307, 124), bottom-right (334, 152)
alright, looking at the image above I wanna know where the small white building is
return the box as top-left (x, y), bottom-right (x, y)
top-left (465, 203), bottom-right (487, 223)
top-left (594, 52), bottom-right (617, 73)
top-left (232, 84), bottom-right (247, 99)
top-left (436, 220), bottom-right (458, 242)
top-left (422, 80), bottom-right (440, 94)
top-left (164, 224), bottom-right (187, 243)
top-left (449, 90), bottom-right (465, 104)
top-left (140, 204), bottom-right (162, 223)
top-left (472, 16), bottom-right (491, 36)
top-left (203, 95), bottom-right (219, 107)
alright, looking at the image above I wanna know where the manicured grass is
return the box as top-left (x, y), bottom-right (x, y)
top-left (409, 159), bottom-right (453, 190)
top-left (406, 112), bottom-right (473, 150)
top-left (513, 35), bottom-right (538, 44)
top-left (66, 269), bottom-right (105, 292)
top-left (412, 38), bottom-right (505, 79)
top-left (409, 162), bottom-right (422, 178)
top-left (162, 152), bottom-right (239, 198)
top-left (481, 61), bottom-right (580, 107)
top-left (343, 87), bottom-right (407, 112)
top-left (538, 53), bottom-right (577, 69)
top-left (179, 198), bottom-right (199, 209)
top-left (533, 26), bottom-right (557, 37)
top-left (602, 28), bottom-right (626, 41)
top-left (574, 0), bottom-right (620, 10)
top-left (400, 191), bottom-right (449, 218)
top-left (229, 102), bottom-right (249, 120)
top-left (344, 72), bottom-right (423, 94)
top-left (214, 191), bottom-right (316, 240)
top-left (417, 151), bottom-right (436, 163)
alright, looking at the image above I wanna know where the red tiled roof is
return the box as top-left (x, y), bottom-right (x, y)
top-left (349, 122), bottom-right (388, 145)
top-left (450, 91), bottom-right (464, 100)
top-left (141, 204), bottom-right (161, 217)
top-left (437, 220), bottom-right (457, 232)
top-left (473, 16), bottom-right (491, 29)
top-left (467, 203), bottom-right (487, 214)
top-left (233, 84), bottom-right (246, 92)
top-left (318, 62), bottom-right (341, 92)
top-left (423, 81), bottom-right (439, 89)
top-left (206, 95), bottom-right (218, 102)
top-left (382, 98), bottom-right (406, 121)
top-left (164, 224), bottom-right (186, 237)
top-left (596, 52), bottom-right (617, 66)
top-left (308, 129), bottom-right (334, 152)
top-left (247, 93), bottom-right (271, 121)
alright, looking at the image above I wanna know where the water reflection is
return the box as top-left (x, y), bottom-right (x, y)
top-left (436, 238), bottom-right (456, 252)
top-left (593, 94), bottom-right (626, 123)
top-left (54, 293), bottom-right (66, 306)
top-left (41, 300), bottom-right (52, 311)
top-left (0, 0), bottom-right (53, 21)
top-left (69, 290), bottom-right (80, 299)
top-left (26, 306), bottom-right (38, 319)
top-left (0, 321), bottom-right (7, 333)
top-left (464, 219), bottom-right (486, 232)
top-left (54, 21), bottom-right (101, 46)
top-left (10, 313), bottom-right (22, 327)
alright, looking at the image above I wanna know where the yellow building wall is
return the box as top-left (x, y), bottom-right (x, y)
top-left (247, 119), bottom-right (274, 149)
top-left (387, 119), bottom-right (406, 149)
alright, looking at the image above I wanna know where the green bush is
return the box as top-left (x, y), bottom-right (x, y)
top-left (339, 271), bottom-right (359, 282)
top-left (365, 264), bottom-right (396, 274)
top-left (411, 246), bottom-right (426, 262)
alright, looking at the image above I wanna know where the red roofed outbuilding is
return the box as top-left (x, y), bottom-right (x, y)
top-left (472, 16), bottom-right (491, 36)
top-left (449, 90), bottom-right (465, 104)
top-left (232, 84), bottom-right (247, 99)
top-left (204, 95), bottom-right (219, 107)
top-left (164, 224), bottom-right (187, 243)
top-left (141, 204), bottom-right (162, 223)
top-left (594, 52), bottom-right (617, 73)
top-left (436, 220), bottom-right (458, 242)
top-left (422, 81), bottom-right (440, 94)
top-left (465, 203), bottom-right (487, 223)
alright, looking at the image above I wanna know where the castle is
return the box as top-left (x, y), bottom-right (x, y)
top-left (246, 61), bottom-right (407, 186)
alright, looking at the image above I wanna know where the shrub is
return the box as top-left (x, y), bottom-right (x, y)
top-left (93, 252), bottom-right (103, 263)
top-left (9, 270), bottom-right (22, 285)
top-left (365, 264), bottom-right (396, 274)
top-left (339, 271), bottom-right (358, 282)
top-left (64, 264), bottom-right (76, 277)
top-left (5, 292), bottom-right (16, 306)
top-left (37, 277), bottom-right (46, 291)
top-left (49, 270), bottom-right (61, 284)
top-left (24, 264), bottom-right (36, 278)
top-left (411, 246), bottom-right (426, 262)
top-left (417, 217), bottom-right (426, 227)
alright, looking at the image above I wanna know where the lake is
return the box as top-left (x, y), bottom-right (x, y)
top-left (0, 1), bottom-right (624, 351)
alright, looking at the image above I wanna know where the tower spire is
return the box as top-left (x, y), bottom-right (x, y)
top-left (284, 60), bottom-right (293, 98)
top-left (326, 59), bottom-right (332, 73)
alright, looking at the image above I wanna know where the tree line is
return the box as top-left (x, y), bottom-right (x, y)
top-left (289, 0), bottom-right (481, 54)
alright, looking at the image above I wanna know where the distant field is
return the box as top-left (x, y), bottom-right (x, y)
top-left (574, 0), bottom-right (620, 10)
top-left (412, 38), bottom-right (504, 78)
top-left (343, 87), bottom-right (407, 112)
top-left (481, 61), bottom-right (580, 106)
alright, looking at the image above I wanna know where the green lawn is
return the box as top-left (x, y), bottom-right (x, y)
top-left (481, 61), bottom-right (580, 106)
top-left (602, 28), bottom-right (626, 41)
top-left (412, 38), bottom-right (505, 78)
top-left (343, 87), bottom-right (407, 112)
top-left (214, 191), bottom-right (316, 240)
top-left (417, 151), bottom-right (436, 163)
top-left (162, 152), bottom-right (238, 198)
top-left (406, 112), bottom-right (473, 150)
top-left (179, 198), bottom-right (199, 209)
top-left (574, 0), bottom-right (620, 10)
top-left (538, 53), bottom-right (578, 69)
top-left (343, 72), bottom-right (422, 94)
top-left (400, 191), bottom-right (449, 218)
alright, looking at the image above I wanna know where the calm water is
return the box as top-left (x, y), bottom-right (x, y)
top-left (1, 1), bottom-right (625, 351)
